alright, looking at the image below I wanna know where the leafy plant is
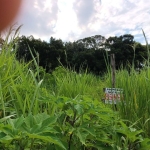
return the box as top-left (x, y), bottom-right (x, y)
top-left (0, 113), bottom-right (66, 150)
top-left (53, 95), bottom-right (116, 149)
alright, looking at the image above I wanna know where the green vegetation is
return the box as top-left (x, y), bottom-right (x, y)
top-left (0, 27), bottom-right (150, 149)
top-left (15, 34), bottom-right (148, 75)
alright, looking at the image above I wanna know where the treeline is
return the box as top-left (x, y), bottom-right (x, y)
top-left (15, 34), bottom-right (148, 75)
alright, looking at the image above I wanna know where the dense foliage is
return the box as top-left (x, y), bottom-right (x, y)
top-left (15, 34), bottom-right (148, 75)
top-left (1, 27), bottom-right (150, 149)
top-left (1, 47), bottom-right (150, 149)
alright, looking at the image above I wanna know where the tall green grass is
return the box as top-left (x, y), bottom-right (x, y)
top-left (0, 48), bottom-right (40, 117)
top-left (106, 31), bottom-right (150, 136)
top-left (114, 68), bottom-right (150, 135)
top-left (0, 27), bottom-right (45, 117)
top-left (45, 66), bottom-right (105, 100)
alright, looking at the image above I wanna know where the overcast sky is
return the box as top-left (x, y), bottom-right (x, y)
top-left (14, 0), bottom-right (150, 44)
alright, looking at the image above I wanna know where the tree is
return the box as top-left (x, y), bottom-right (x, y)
top-left (64, 36), bottom-right (107, 74)
top-left (16, 35), bottom-right (66, 73)
top-left (16, 34), bottom-right (147, 75)
top-left (76, 35), bottom-right (106, 50)
top-left (105, 34), bottom-right (143, 69)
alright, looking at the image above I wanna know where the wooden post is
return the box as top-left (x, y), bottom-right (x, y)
top-left (110, 54), bottom-right (115, 88)
top-left (110, 54), bottom-right (117, 110)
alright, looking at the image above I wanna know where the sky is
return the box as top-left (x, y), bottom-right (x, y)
top-left (12, 0), bottom-right (150, 44)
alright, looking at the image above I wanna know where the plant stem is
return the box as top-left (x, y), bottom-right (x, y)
top-left (68, 133), bottom-right (73, 150)
top-left (30, 138), bottom-right (35, 150)
top-left (68, 111), bottom-right (76, 150)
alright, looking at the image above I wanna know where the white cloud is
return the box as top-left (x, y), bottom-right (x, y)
top-left (13, 0), bottom-right (150, 43)
top-left (52, 0), bottom-right (81, 41)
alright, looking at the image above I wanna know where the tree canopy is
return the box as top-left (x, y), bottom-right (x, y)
top-left (15, 34), bottom-right (148, 75)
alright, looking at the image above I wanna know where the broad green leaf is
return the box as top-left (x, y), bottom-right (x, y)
top-left (28, 133), bottom-right (66, 150)
top-left (3, 126), bottom-right (14, 137)
top-left (74, 104), bottom-right (84, 115)
top-left (96, 137), bottom-right (114, 145)
top-left (65, 109), bottom-right (74, 118)
top-left (0, 135), bottom-right (13, 143)
top-left (30, 124), bottom-right (42, 133)
top-left (83, 114), bottom-right (91, 120)
top-left (0, 132), bottom-right (6, 138)
top-left (24, 113), bottom-right (35, 128)
top-left (30, 124), bottom-right (55, 134)
top-left (81, 127), bottom-right (96, 137)
top-left (34, 113), bottom-right (50, 124)
top-left (76, 129), bottom-right (88, 145)
top-left (20, 122), bottom-right (30, 133)
top-left (54, 141), bottom-right (68, 150)
top-left (42, 116), bottom-right (57, 127)
top-left (87, 142), bottom-right (114, 150)
top-left (13, 115), bottom-right (24, 129)
top-left (140, 138), bottom-right (150, 150)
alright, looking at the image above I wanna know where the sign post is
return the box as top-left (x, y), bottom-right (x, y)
top-left (102, 54), bottom-right (124, 109)
top-left (110, 54), bottom-right (115, 88)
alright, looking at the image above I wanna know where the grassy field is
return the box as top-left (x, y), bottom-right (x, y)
top-left (0, 30), bottom-right (150, 149)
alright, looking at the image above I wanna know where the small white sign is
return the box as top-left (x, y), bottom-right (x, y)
top-left (103, 88), bottom-right (123, 104)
